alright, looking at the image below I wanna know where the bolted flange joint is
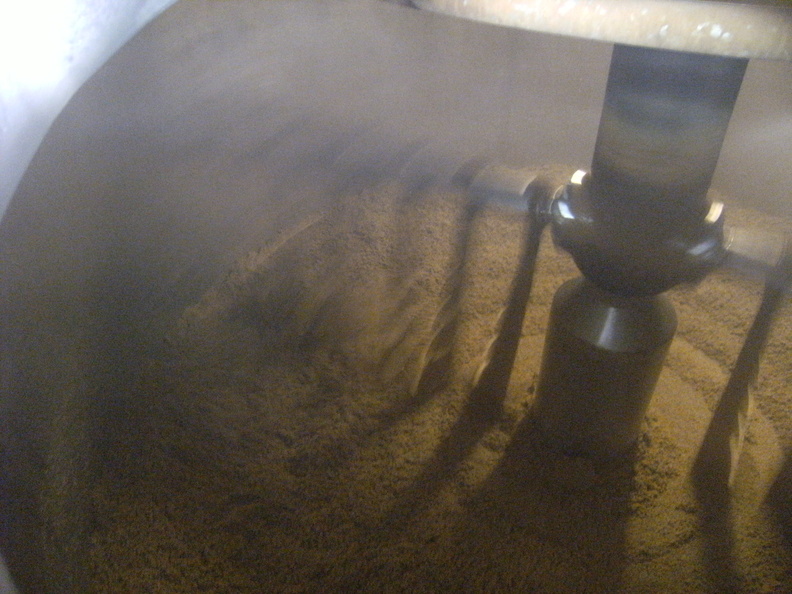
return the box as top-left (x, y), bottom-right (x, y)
top-left (551, 169), bottom-right (727, 297)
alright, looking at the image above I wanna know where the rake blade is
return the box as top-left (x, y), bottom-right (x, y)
top-left (694, 242), bottom-right (792, 493)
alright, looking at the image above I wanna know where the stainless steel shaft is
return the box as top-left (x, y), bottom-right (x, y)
top-left (560, 44), bottom-right (747, 297)
top-left (534, 45), bottom-right (747, 457)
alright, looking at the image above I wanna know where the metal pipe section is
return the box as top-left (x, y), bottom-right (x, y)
top-left (558, 45), bottom-right (747, 296)
top-left (592, 45), bottom-right (746, 220)
top-left (722, 226), bottom-right (791, 284)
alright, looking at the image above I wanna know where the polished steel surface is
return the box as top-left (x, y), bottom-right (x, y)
top-left (591, 45), bottom-right (746, 215)
top-left (552, 44), bottom-right (745, 296)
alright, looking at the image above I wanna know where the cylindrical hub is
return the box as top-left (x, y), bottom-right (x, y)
top-left (533, 277), bottom-right (677, 457)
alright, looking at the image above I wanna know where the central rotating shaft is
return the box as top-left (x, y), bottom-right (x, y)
top-left (533, 44), bottom-right (748, 457)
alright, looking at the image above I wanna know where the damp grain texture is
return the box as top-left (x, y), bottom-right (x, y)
top-left (85, 182), bottom-right (792, 593)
